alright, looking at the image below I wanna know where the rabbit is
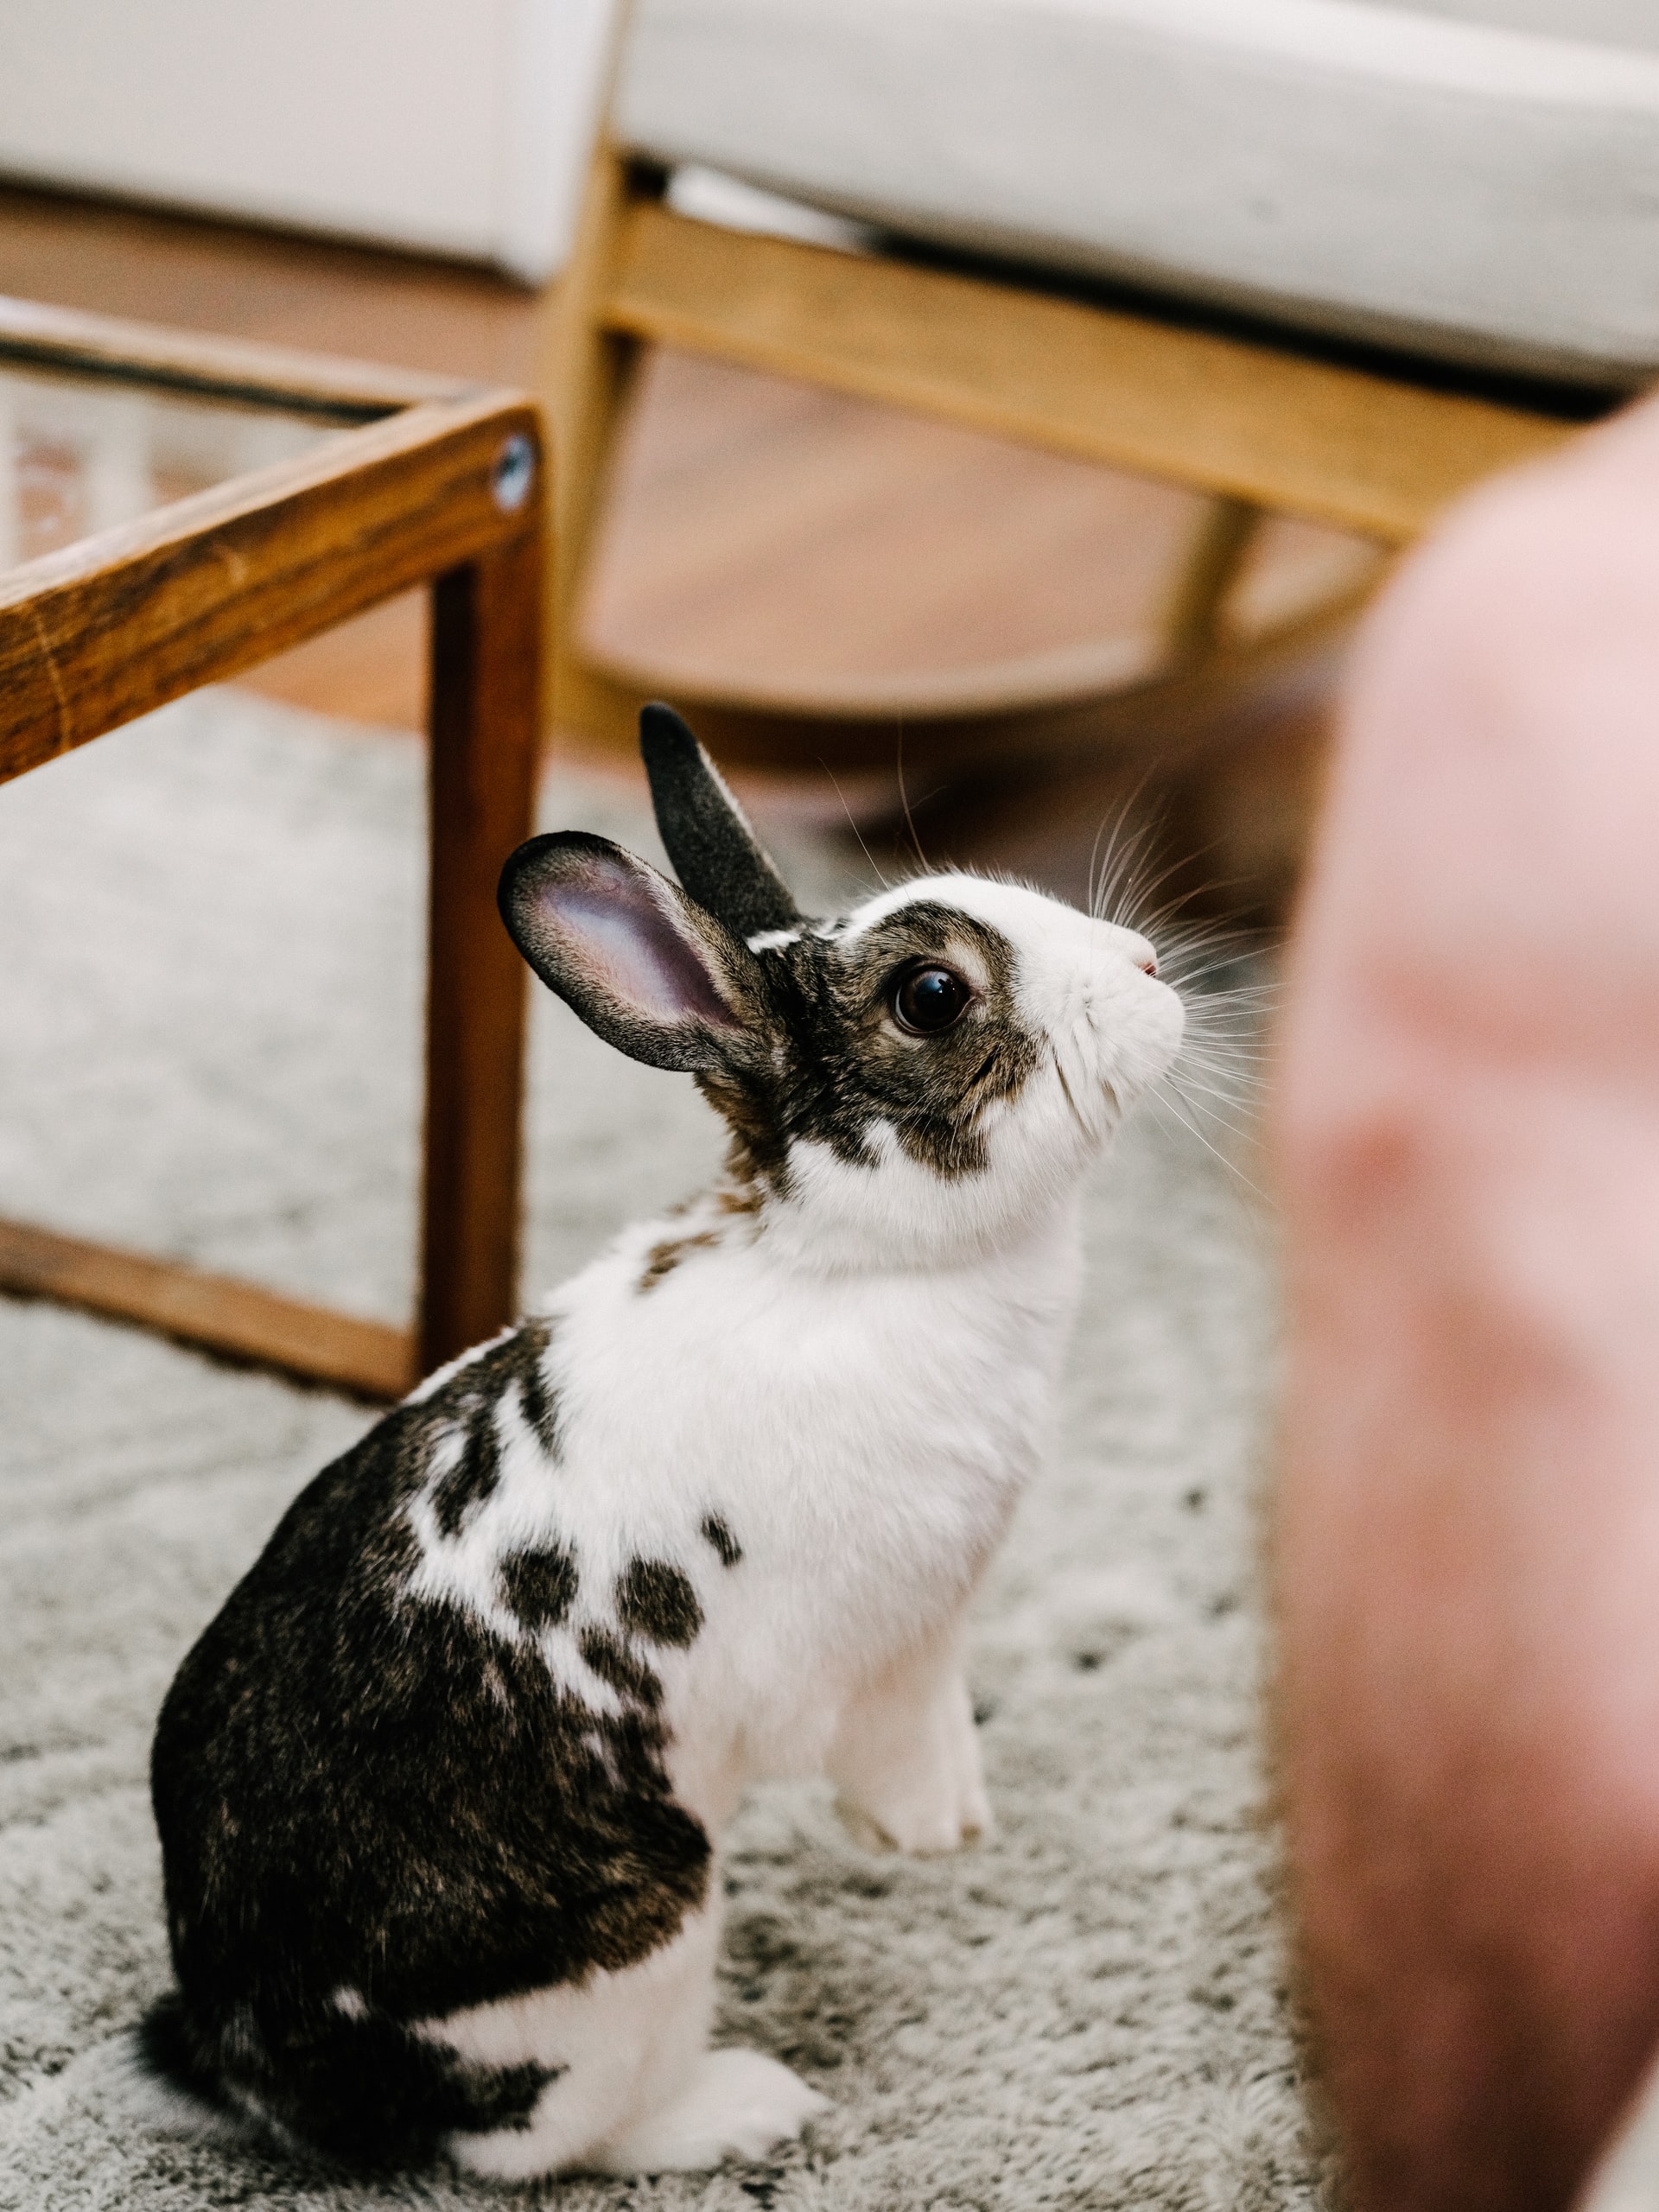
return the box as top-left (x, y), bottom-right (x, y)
top-left (140, 703), bottom-right (1185, 2182)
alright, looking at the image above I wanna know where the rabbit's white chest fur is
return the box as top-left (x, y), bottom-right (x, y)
top-left (407, 1189), bottom-right (1084, 1836)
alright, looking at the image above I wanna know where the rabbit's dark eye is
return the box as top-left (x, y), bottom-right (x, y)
top-left (892, 964), bottom-right (971, 1035)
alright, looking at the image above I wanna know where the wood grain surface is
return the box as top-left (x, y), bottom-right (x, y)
top-left (420, 533), bottom-right (543, 1373)
top-left (0, 386), bottom-right (543, 785)
top-left (601, 200), bottom-right (1580, 546)
top-left (543, 141), bottom-right (644, 737)
top-left (0, 1216), bottom-right (413, 1399)
top-left (0, 291), bottom-right (454, 416)
top-left (0, 183), bottom-right (545, 391)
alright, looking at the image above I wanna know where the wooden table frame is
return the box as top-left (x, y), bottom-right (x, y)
top-left (545, 147), bottom-right (1599, 772)
top-left (0, 296), bottom-right (546, 1401)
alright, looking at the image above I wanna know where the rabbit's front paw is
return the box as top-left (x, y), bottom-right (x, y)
top-left (831, 1666), bottom-right (992, 1856)
top-left (838, 1766), bottom-right (991, 1857)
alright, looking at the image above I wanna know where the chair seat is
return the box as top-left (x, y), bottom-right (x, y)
top-left (615, 0), bottom-right (1659, 389)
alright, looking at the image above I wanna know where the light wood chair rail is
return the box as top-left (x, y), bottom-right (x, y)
top-left (545, 149), bottom-right (1594, 770)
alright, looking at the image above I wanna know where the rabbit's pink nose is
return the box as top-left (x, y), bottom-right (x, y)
top-left (1137, 953), bottom-right (1158, 977)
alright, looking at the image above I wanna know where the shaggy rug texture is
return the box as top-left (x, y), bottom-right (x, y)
top-left (0, 691), bottom-right (1323, 2211)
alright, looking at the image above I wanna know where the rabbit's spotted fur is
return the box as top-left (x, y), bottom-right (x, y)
top-left (144, 708), bottom-right (1184, 2179)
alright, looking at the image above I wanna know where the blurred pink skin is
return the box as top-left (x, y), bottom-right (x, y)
top-left (1277, 396), bottom-right (1659, 2212)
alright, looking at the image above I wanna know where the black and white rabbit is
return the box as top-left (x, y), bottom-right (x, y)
top-left (143, 705), bottom-right (1185, 2180)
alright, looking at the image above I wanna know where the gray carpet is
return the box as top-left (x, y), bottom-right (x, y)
top-left (0, 691), bottom-right (1322, 2210)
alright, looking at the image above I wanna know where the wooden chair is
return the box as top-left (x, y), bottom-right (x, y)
top-left (544, 0), bottom-right (1638, 792)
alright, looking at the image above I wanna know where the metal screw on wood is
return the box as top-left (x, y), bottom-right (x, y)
top-left (492, 432), bottom-right (536, 512)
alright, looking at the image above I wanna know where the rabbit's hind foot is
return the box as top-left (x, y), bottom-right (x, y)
top-left (595, 2048), bottom-right (830, 2175)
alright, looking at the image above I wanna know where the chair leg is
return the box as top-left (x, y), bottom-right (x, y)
top-left (542, 138), bottom-right (652, 750)
top-left (417, 533), bottom-right (543, 1377)
top-left (1161, 494), bottom-right (1263, 663)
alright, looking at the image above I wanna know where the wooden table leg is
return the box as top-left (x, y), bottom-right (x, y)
top-left (418, 525), bottom-right (543, 1377)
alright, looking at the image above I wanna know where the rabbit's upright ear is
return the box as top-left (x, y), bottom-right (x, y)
top-left (639, 703), bottom-right (800, 940)
top-left (499, 831), bottom-right (759, 1072)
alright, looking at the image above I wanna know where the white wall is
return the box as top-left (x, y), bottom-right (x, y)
top-left (0, 0), bottom-right (618, 282)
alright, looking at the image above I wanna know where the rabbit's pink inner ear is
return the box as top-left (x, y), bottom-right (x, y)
top-left (541, 872), bottom-right (741, 1032)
